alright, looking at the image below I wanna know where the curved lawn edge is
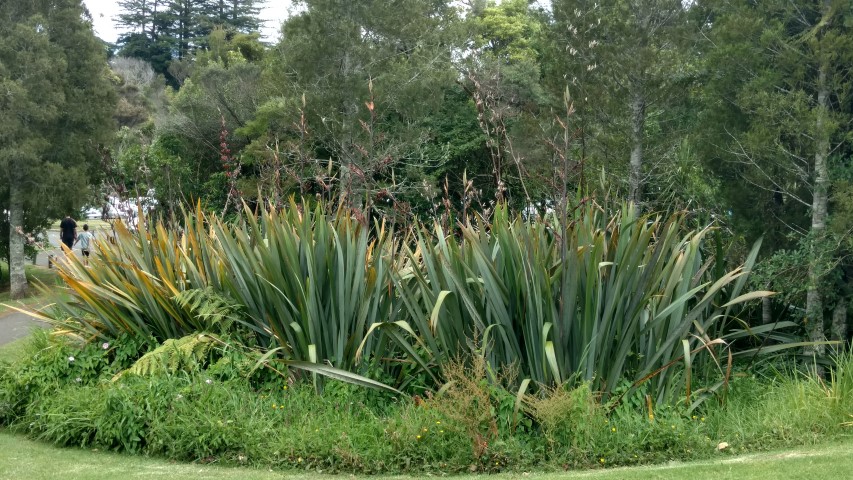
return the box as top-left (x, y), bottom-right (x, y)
top-left (1, 430), bottom-right (851, 480)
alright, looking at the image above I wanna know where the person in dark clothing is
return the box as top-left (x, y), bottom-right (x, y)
top-left (59, 215), bottom-right (77, 252)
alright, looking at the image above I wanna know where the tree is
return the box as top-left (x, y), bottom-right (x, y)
top-left (116, 0), bottom-right (264, 85)
top-left (548, 0), bottom-right (691, 207)
top-left (116, 0), bottom-right (174, 79)
top-left (150, 31), bottom-right (266, 212)
top-left (264, 0), bottom-right (461, 210)
top-left (459, 0), bottom-right (551, 205)
top-left (698, 0), bottom-right (853, 355)
top-left (210, 0), bottom-right (264, 32)
top-left (0, 0), bottom-right (116, 298)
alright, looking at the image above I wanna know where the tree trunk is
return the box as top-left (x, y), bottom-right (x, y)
top-left (629, 88), bottom-right (645, 206)
top-left (805, 61), bottom-right (831, 362)
top-left (831, 297), bottom-right (847, 347)
top-left (8, 177), bottom-right (28, 300)
top-left (762, 296), bottom-right (773, 325)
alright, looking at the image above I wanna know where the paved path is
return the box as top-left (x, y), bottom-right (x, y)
top-left (0, 311), bottom-right (48, 346)
top-left (34, 230), bottom-right (63, 268)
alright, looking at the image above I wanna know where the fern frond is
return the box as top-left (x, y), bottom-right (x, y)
top-left (174, 288), bottom-right (244, 332)
top-left (113, 333), bottom-right (217, 381)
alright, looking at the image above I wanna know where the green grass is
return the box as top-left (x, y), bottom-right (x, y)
top-left (0, 338), bottom-right (29, 364)
top-left (48, 219), bottom-right (114, 231)
top-left (0, 264), bottom-right (62, 314)
top-left (0, 431), bottom-right (850, 480)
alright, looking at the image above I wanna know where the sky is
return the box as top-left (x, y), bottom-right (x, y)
top-left (82, 0), bottom-right (292, 43)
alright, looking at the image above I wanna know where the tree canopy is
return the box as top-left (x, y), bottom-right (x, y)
top-left (2, 0), bottom-right (852, 345)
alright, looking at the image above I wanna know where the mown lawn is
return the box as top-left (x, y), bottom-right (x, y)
top-left (0, 431), bottom-right (851, 480)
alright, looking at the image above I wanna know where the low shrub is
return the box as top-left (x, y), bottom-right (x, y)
top-left (1, 333), bottom-right (851, 474)
top-left (0, 330), bottom-right (154, 424)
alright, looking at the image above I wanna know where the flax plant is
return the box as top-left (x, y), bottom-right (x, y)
top-left (213, 200), bottom-right (402, 372)
top-left (43, 213), bottom-right (216, 341)
top-left (41, 200), bottom-right (402, 376)
top-left (37, 199), bottom-right (777, 401)
top-left (375, 203), bottom-right (768, 402)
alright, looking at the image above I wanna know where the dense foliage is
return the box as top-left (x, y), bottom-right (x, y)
top-left (1, 330), bottom-right (851, 473)
top-left (2, 0), bottom-right (853, 472)
top-left (89, 0), bottom-right (853, 349)
top-left (36, 200), bottom-right (780, 406)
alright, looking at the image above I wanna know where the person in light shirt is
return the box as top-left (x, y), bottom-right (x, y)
top-left (74, 224), bottom-right (95, 266)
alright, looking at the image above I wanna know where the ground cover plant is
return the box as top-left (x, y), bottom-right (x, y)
top-left (0, 329), bottom-right (851, 474)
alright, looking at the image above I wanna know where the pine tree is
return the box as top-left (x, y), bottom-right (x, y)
top-left (116, 0), bottom-right (174, 79)
top-left (210, 0), bottom-right (263, 33)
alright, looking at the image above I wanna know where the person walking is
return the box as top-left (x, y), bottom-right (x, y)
top-left (59, 214), bottom-right (77, 254)
top-left (74, 224), bottom-right (95, 266)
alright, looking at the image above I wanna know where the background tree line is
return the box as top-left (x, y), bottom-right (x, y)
top-left (1, 0), bottom-right (851, 352)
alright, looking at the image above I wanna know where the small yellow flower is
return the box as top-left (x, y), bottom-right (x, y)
top-left (692, 415), bottom-right (697, 420)
top-left (604, 419), bottom-right (609, 424)
top-left (436, 421), bottom-right (441, 425)
top-left (423, 428), bottom-right (428, 432)
top-left (701, 417), bottom-right (705, 422)
top-left (272, 404), bottom-right (277, 409)
top-left (439, 430), bottom-right (444, 434)
top-left (611, 427), bottom-right (616, 432)
top-left (297, 457), bottom-right (303, 463)
top-left (599, 458), bottom-right (605, 464)
top-left (315, 429), bottom-right (319, 432)
top-left (283, 386), bottom-right (288, 390)
top-left (416, 435), bottom-right (422, 440)
top-left (671, 425), bottom-right (676, 429)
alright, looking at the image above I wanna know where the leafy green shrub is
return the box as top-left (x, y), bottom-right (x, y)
top-left (2, 333), bottom-right (852, 475)
top-left (0, 329), bottom-right (151, 424)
